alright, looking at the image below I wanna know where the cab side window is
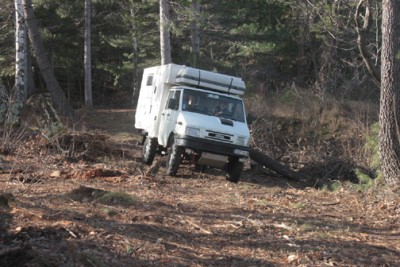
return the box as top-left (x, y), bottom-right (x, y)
top-left (146, 74), bottom-right (154, 86)
top-left (166, 90), bottom-right (181, 110)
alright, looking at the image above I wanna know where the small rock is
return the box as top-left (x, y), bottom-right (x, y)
top-left (50, 170), bottom-right (61, 177)
top-left (288, 254), bottom-right (298, 263)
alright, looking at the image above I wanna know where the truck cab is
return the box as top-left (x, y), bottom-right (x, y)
top-left (135, 64), bottom-right (250, 182)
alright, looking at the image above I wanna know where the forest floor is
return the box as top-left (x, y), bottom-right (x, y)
top-left (1, 105), bottom-right (400, 266)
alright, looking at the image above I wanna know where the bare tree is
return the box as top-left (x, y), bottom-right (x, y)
top-left (9, 0), bottom-right (28, 125)
top-left (84, 0), bottom-right (93, 109)
top-left (355, 0), bottom-right (380, 85)
top-left (160, 0), bottom-right (171, 65)
top-left (22, 0), bottom-right (75, 117)
top-left (379, 0), bottom-right (400, 186)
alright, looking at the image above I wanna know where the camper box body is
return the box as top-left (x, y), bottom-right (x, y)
top-left (135, 63), bottom-right (250, 182)
top-left (135, 64), bottom-right (182, 138)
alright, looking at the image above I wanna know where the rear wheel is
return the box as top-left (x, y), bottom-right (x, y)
top-left (226, 157), bottom-right (243, 183)
top-left (142, 136), bottom-right (158, 165)
top-left (166, 141), bottom-right (184, 176)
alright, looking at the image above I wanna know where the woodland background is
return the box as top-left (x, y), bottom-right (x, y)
top-left (1, 0), bottom-right (381, 104)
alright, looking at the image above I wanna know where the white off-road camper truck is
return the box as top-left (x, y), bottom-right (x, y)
top-left (135, 63), bottom-right (250, 182)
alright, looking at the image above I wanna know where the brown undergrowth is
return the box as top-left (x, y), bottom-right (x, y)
top-left (246, 92), bottom-right (379, 184)
top-left (0, 98), bottom-right (399, 266)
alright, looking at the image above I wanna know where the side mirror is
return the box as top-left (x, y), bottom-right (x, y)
top-left (168, 98), bottom-right (178, 110)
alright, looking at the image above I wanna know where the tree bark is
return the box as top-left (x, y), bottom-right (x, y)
top-left (379, 0), bottom-right (400, 186)
top-left (84, 0), bottom-right (93, 109)
top-left (22, 0), bottom-right (75, 117)
top-left (160, 0), bottom-right (171, 65)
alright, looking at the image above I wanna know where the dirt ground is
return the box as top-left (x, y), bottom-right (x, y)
top-left (1, 108), bottom-right (399, 267)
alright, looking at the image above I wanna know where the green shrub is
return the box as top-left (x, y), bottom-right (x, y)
top-left (354, 122), bottom-right (383, 190)
top-left (364, 122), bottom-right (382, 180)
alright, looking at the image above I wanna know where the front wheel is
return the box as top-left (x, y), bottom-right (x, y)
top-left (142, 136), bottom-right (158, 165)
top-left (166, 143), bottom-right (184, 176)
top-left (226, 157), bottom-right (243, 183)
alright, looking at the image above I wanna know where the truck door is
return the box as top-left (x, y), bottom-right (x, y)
top-left (159, 90), bottom-right (181, 146)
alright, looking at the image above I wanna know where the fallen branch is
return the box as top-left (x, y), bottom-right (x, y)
top-left (249, 148), bottom-right (306, 181)
top-left (177, 215), bottom-right (212, 234)
top-left (0, 245), bottom-right (26, 258)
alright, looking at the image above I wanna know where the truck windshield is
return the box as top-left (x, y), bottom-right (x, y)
top-left (182, 89), bottom-right (246, 122)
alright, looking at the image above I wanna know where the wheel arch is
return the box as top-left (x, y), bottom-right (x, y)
top-left (166, 132), bottom-right (176, 148)
top-left (139, 130), bottom-right (148, 145)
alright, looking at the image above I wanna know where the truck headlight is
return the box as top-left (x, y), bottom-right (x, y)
top-left (186, 127), bottom-right (200, 137)
top-left (237, 136), bottom-right (246, 146)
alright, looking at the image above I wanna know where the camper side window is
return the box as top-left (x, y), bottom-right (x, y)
top-left (166, 91), bottom-right (181, 111)
top-left (146, 74), bottom-right (154, 86)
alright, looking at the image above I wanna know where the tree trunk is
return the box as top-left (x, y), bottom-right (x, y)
top-left (26, 39), bottom-right (36, 98)
top-left (0, 79), bottom-right (7, 124)
top-left (130, 1), bottom-right (140, 106)
top-left (190, 0), bottom-right (200, 67)
top-left (15, 0), bottom-right (27, 100)
top-left (379, 0), bottom-right (400, 186)
top-left (84, 0), bottom-right (93, 109)
top-left (160, 0), bottom-right (171, 65)
top-left (22, 0), bottom-right (75, 117)
top-left (10, 0), bottom-right (28, 126)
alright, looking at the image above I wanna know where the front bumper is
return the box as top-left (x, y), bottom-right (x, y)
top-left (174, 134), bottom-right (249, 158)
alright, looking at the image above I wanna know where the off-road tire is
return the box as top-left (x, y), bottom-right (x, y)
top-left (142, 136), bottom-right (158, 165)
top-left (166, 143), bottom-right (184, 176)
top-left (194, 164), bottom-right (205, 172)
top-left (226, 157), bottom-right (243, 183)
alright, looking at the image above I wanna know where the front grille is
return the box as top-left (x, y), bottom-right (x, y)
top-left (205, 130), bottom-right (233, 143)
